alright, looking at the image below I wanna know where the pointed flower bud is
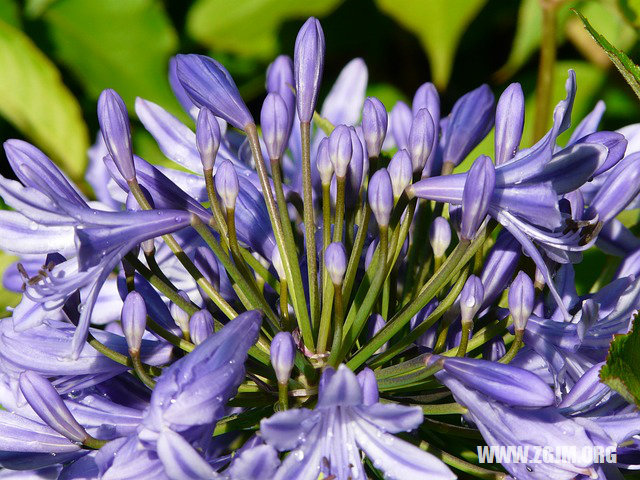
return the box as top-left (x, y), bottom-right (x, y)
top-left (294, 17), bottom-right (325, 123)
top-left (577, 299), bottom-right (599, 341)
top-left (170, 290), bottom-right (191, 333)
top-left (98, 89), bottom-right (135, 181)
top-left (316, 137), bottom-right (333, 186)
top-left (196, 107), bottom-right (221, 171)
top-left (19, 371), bottom-right (88, 443)
top-left (266, 55), bottom-right (295, 116)
top-left (408, 108), bottom-right (435, 173)
top-left (261, 92), bottom-right (292, 160)
top-left (494, 83), bottom-right (524, 165)
top-left (429, 216), bottom-right (451, 258)
top-left (461, 155), bottom-right (495, 241)
top-left (271, 246), bottom-right (286, 281)
top-left (325, 242), bottom-right (347, 286)
top-left (367, 314), bottom-right (388, 354)
top-left (387, 149), bottom-right (412, 201)
top-left (442, 84), bottom-right (495, 167)
top-left (460, 275), bottom-right (484, 324)
top-left (189, 309), bottom-right (215, 345)
top-left (412, 82), bottom-right (440, 121)
top-left (368, 169), bottom-right (393, 228)
top-left (270, 331), bottom-right (296, 385)
top-left (508, 271), bottom-right (534, 331)
top-left (362, 97), bottom-right (388, 158)
top-left (215, 160), bottom-right (239, 211)
top-left (390, 101), bottom-right (412, 149)
top-left (175, 54), bottom-right (254, 130)
top-left (121, 291), bottom-right (147, 354)
top-left (356, 368), bottom-right (379, 405)
top-left (328, 125), bottom-right (353, 177)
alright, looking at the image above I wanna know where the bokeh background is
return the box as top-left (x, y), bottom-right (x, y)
top-left (0, 0), bottom-right (638, 307)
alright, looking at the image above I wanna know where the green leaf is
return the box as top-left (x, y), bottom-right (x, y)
top-left (38, 0), bottom-right (181, 113)
top-left (600, 314), bottom-right (640, 407)
top-left (575, 9), bottom-right (640, 102)
top-left (0, 0), bottom-right (20, 28)
top-left (0, 252), bottom-right (19, 310)
top-left (186, 0), bottom-right (342, 60)
top-left (376, 0), bottom-right (487, 89)
top-left (618, 0), bottom-right (640, 28)
top-left (0, 19), bottom-right (89, 179)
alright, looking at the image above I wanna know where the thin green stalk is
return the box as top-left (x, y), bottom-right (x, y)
top-left (246, 124), bottom-right (313, 349)
top-left (321, 183), bottom-right (332, 289)
top-left (420, 403), bottom-right (468, 415)
top-left (342, 206), bottom-right (371, 303)
top-left (146, 317), bottom-right (195, 352)
top-left (131, 351), bottom-right (157, 389)
top-left (86, 332), bottom-right (161, 376)
top-left (144, 251), bottom-right (173, 289)
top-left (300, 121), bottom-right (320, 335)
top-left (277, 382), bottom-right (288, 410)
top-left (333, 176), bottom-right (346, 243)
top-left (442, 315), bottom-right (511, 358)
top-left (533, 0), bottom-right (560, 140)
top-left (327, 284), bottom-right (344, 367)
top-left (83, 436), bottom-right (108, 450)
top-left (203, 168), bottom-right (229, 245)
top-left (316, 280), bottom-right (334, 354)
top-left (226, 207), bottom-right (263, 294)
top-left (457, 322), bottom-right (472, 357)
top-left (418, 441), bottom-right (507, 479)
top-left (500, 328), bottom-right (524, 363)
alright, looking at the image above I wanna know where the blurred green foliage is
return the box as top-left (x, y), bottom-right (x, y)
top-left (1, 0), bottom-right (640, 309)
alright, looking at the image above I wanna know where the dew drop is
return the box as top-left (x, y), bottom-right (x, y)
top-left (294, 449), bottom-right (304, 461)
top-left (29, 221), bottom-right (38, 231)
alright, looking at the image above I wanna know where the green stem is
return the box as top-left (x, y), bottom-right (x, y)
top-left (146, 317), bottom-right (194, 352)
top-left (342, 206), bottom-right (371, 304)
top-left (131, 351), bottom-right (157, 389)
top-left (533, 0), bottom-right (560, 141)
top-left (86, 333), bottom-right (161, 376)
top-left (333, 176), bottom-right (346, 244)
top-left (418, 441), bottom-right (507, 479)
top-left (204, 168), bottom-right (229, 245)
top-left (300, 122), bottom-right (320, 336)
top-left (321, 183), bottom-right (332, 289)
top-left (277, 382), bottom-right (288, 410)
top-left (500, 328), bottom-right (524, 363)
top-left (456, 321), bottom-right (472, 357)
top-left (83, 435), bottom-right (108, 450)
top-left (327, 284), bottom-right (344, 368)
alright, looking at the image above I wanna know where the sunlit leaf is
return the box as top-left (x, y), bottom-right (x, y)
top-left (38, 0), bottom-right (181, 113)
top-left (575, 9), bottom-right (640, 102)
top-left (376, 0), bottom-right (487, 89)
top-left (186, 0), bottom-right (342, 59)
top-left (600, 314), bottom-right (640, 407)
top-left (0, 0), bottom-right (20, 28)
top-left (0, 18), bottom-right (89, 179)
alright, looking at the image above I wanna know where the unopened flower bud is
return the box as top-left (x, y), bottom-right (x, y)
top-left (390, 101), bottom-right (412, 149)
top-left (429, 216), bottom-right (451, 258)
top-left (325, 242), bottom-right (347, 286)
top-left (294, 17), bottom-right (325, 123)
top-left (329, 125), bottom-right (352, 178)
top-left (270, 332), bottom-right (296, 384)
top-left (460, 275), bottom-right (484, 324)
top-left (316, 137), bottom-right (333, 186)
top-left (362, 97), bottom-right (388, 158)
top-left (508, 271), bottom-right (534, 331)
top-left (261, 92), bottom-right (292, 160)
top-left (215, 160), bottom-right (239, 211)
top-left (483, 336), bottom-right (506, 361)
top-left (176, 54), bottom-right (254, 130)
top-left (494, 83), bottom-right (524, 166)
top-left (196, 107), bottom-right (221, 171)
top-left (170, 291), bottom-right (191, 333)
top-left (266, 55), bottom-right (295, 115)
top-left (121, 291), bottom-right (147, 354)
top-left (19, 371), bottom-right (88, 443)
top-left (189, 310), bottom-right (215, 345)
top-left (412, 82), bottom-right (440, 120)
top-left (368, 169), bottom-right (394, 227)
top-left (577, 298), bottom-right (599, 341)
top-left (408, 108), bottom-right (435, 173)
top-left (98, 89), bottom-right (135, 181)
top-left (387, 149), bottom-right (412, 201)
top-left (461, 155), bottom-right (495, 241)
top-left (366, 314), bottom-right (387, 354)
top-left (356, 368), bottom-right (379, 405)
top-left (271, 246), bottom-right (286, 281)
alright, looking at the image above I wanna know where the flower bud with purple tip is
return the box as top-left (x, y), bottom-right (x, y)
top-left (19, 371), bottom-right (89, 443)
top-left (316, 136), bottom-right (333, 186)
top-left (189, 309), bottom-right (215, 345)
top-left (508, 271), bottom-right (534, 332)
top-left (460, 275), bottom-right (484, 324)
top-left (121, 291), bottom-right (147, 354)
top-left (460, 155), bottom-right (495, 241)
top-left (329, 125), bottom-right (353, 178)
top-left (408, 108), bottom-right (435, 173)
top-left (325, 242), bottom-right (347, 286)
top-left (266, 55), bottom-right (295, 117)
top-left (270, 331), bottom-right (296, 385)
top-left (170, 291), bottom-right (191, 334)
top-left (176, 54), bottom-right (254, 130)
top-left (261, 92), bottom-right (292, 160)
top-left (494, 83), bottom-right (524, 166)
top-left (294, 17), bottom-right (325, 123)
top-left (429, 216), bottom-right (451, 258)
top-left (368, 169), bottom-right (394, 228)
top-left (215, 160), bottom-right (239, 211)
top-left (356, 368), bottom-right (379, 405)
top-left (362, 97), bottom-right (388, 158)
top-left (387, 149), bottom-right (412, 201)
top-left (98, 89), bottom-right (135, 181)
top-left (196, 107), bottom-right (221, 171)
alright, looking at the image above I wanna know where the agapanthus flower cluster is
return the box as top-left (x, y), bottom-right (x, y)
top-left (1, 15), bottom-right (640, 480)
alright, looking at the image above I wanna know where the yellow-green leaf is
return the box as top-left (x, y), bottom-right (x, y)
top-left (600, 314), bottom-right (640, 407)
top-left (187, 0), bottom-right (342, 60)
top-left (376, 0), bottom-right (487, 89)
top-left (0, 19), bottom-right (89, 180)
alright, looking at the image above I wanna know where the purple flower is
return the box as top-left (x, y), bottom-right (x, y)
top-left (260, 365), bottom-right (455, 480)
top-left (362, 97), bottom-right (388, 158)
top-left (294, 18), bottom-right (325, 123)
top-left (97, 89), bottom-right (135, 182)
top-left (460, 155), bottom-right (494, 240)
top-left (270, 332), bottom-right (296, 385)
top-left (494, 83), bottom-right (524, 165)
